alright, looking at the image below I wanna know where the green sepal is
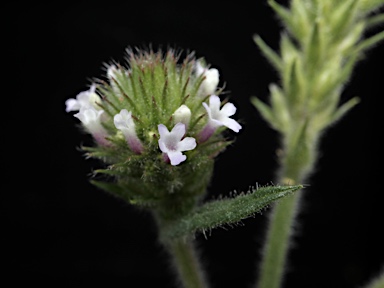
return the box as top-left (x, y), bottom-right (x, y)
top-left (330, 97), bottom-right (360, 125)
top-left (90, 179), bottom-right (132, 203)
top-left (353, 30), bottom-right (384, 54)
top-left (253, 34), bottom-right (283, 72)
top-left (162, 185), bottom-right (303, 240)
top-left (365, 13), bottom-right (384, 30)
top-left (330, 0), bottom-right (359, 39)
top-left (251, 96), bottom-right (279, 130)
top-left (268, 0), bottom-right (294, 33)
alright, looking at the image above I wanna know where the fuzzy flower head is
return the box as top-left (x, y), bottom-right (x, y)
top-left (66, 48), bottom-right (241, 207)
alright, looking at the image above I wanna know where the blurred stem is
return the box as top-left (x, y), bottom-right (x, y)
top-left (166, 237), bottom-right (208, 288)
top-left (257, 139), bottom-right (313, 288)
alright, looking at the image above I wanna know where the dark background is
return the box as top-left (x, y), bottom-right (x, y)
top-left (10, 2), bottom-right (383, 287)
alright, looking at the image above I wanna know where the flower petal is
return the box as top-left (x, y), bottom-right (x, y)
top-left (221, 102), bottom-right (237, 117)
top-left (221, 117), bottom-right (242, 133)
top-left (170, 122), bottom-right (186, 141)
top-left (209, 95), bottom-right (221, 113)
top-left (158, 124), bottom-right (170, 138)
top-left (167, 151), bottom-right (187, 166)
top-left (65, 98), bottom-right (79, 112)
top-left (178, 137), bottom-right (197, 151)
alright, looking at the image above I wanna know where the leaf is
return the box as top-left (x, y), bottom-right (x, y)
top-left (162, 185), bottom-right (303, 239)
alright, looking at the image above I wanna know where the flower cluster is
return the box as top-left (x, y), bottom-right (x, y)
top-left (66, 49), bottom-right (241, 209)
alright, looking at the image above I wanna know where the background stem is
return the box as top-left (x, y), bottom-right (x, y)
top-left (257, 140), bottom-right (313, 288)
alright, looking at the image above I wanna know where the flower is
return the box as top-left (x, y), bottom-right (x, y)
top-left (65, 84), bottom-right (101, 112)
top-left (172, 105), bottom-right (192, 128)
top-left (199, 95), bottom-right (242, 142)
top-left (114, 109), bottom-right (143, 154)
top-left (195, 61), bottom-right (220, 97)
top-left (74, 107), bottom-right (109, 146)
top-left (158, 123), bottom-right (197, 166)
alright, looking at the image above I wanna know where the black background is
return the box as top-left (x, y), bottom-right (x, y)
top-left (11, 2), bottom-right (383, 287)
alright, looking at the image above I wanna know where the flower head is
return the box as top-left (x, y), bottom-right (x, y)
top-left (65, 84), bottom-right (101, 112)
top-left (158, 123), bottom-right (197, 166)
top-left (67, 48), bottom-right (240, 206)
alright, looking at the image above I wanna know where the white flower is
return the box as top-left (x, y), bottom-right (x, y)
top-left (203, 95), bottom-right (242, 132)
top-left (74, 107), bottom-right (109, 146)
top-left (65, 84), bottom-right (101, 112)
top-left (198, 95), bottom-right (241, 143)
top-left (195, 61), bottom-right (219, 97)
top-left (114, 109), bottom-right (143, 154)
top-left (172, 105), bottom-right (191, 128)
top-left (158, 123), bottom-right (197, 166)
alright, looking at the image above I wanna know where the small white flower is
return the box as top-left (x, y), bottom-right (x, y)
top-left (114, 109), bottom-right (143, 154)
top-left (203, 95), bottom-right (242, 132)
top-left (158, 123), bottom-right (197, 166)
top-left (195, 61), bottom-right (219, 97)
top-left (199, 95), bottom-right (242, 142)
top-left (172, 105), bottom-right (191, 128)
top-left (74, 107), bottom-right (109, 146)
top-left (65, 84), bottom-right (101, 112)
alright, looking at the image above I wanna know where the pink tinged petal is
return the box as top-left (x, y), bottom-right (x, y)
top-left (93, 132), bottom-right (111, 147)
top-left (178, 137), bottom-right (197, 151)
top-left (221, 102), bottom-right (237, 117)
top-left (127, 137), bottom-right (144, 154)
top-left (221, 118), bottom-right (242, 133)
top-left (198, 122), bottom-right (217, 143)
top-left (167, 151), bottom-right (187, 166)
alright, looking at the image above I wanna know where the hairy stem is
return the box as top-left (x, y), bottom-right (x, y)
top-left (166, 237), bottom-right (208, 288)
top-left (257, 139), bottom-right (313, 288)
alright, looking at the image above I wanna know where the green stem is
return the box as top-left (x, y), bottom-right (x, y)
top-left (166, 237), bottom-right (208, 288)
top-left (257, 188), bottom-right (303, 288)
top-left (257, 140), bottom-right (313, 288)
